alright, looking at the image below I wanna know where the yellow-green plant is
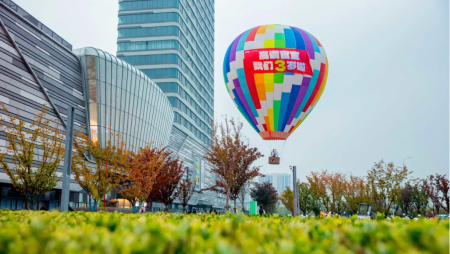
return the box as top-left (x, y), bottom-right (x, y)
top-left (71, 129), bottom-right (127, 211)
top-left (0, 211), bottom-right (448, 254)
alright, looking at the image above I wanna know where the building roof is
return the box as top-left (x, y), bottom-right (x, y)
top-left (0, 0), bottom-right (72, 50)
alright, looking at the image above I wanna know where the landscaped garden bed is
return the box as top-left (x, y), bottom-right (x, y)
top-left (0, 210), bottom-right (448, 253)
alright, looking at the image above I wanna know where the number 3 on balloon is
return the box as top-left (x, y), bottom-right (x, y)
top-left (275, 60), bottom-right (286, 71)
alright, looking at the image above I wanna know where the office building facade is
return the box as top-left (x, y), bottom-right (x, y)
top-left (0, 1), bottom-right (174, 209)
top-left (117, 0), bottom-right (224, 208)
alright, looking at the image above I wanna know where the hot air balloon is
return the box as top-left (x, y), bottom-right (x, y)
top-left (223, 24), bottom-right (328, 141)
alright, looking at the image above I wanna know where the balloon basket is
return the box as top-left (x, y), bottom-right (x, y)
top-left (259, 131), bottom-right (290, 140)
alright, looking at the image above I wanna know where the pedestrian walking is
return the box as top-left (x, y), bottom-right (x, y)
top-left (139, 201), bottom-right (147, 213)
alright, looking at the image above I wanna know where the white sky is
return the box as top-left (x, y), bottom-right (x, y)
top-left (15, 0), bottom-right (449, 180)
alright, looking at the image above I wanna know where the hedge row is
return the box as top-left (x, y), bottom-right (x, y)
top-left (0, 210), bottom-right (448, 254)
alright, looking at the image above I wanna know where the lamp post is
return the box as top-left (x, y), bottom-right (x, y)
top-left (403, 157), bottom-right (412, 169)
top-left (61, 106), bottom-right (75, 212)
top-left (290, 165), bottom-right (297, 216)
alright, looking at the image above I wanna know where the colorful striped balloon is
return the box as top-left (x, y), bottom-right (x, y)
top-left (223, 24), bottom-right (329, 140)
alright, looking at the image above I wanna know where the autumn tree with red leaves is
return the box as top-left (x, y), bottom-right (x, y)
top-left (203, 117), bottom-right (263, 210)
top-left (398, 183), bottom-right (414, 217)
top-left (435, 174), bottom-right (449, 213)
top-left (178, 179), bottom-right (196, 212)
top-left (116, 145), bottom-right (170, 213)
top-left (229, 165), bottom-right (262, 211)
top-left (422, 175), bottom-right (441, 215)
top-left (149, 156), bottom-right (184, 211)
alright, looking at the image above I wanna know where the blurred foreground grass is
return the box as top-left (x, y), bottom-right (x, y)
top-left (0, 210), bottom-right (448, 254)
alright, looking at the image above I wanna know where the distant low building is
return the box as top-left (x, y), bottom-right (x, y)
top-left (259, 173), bottom-right (293, 196)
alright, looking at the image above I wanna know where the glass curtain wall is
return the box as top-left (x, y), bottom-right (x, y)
top-left (117, 0), bottom-right (215, 147)
top-left (74, 47), bottom-right (174, 150)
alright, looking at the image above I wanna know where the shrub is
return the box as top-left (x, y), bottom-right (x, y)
top-left (0, 210), bottom-right (447, 253)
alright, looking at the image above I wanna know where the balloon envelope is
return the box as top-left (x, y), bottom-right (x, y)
top-left (223, 24), bottom-right (328, 140)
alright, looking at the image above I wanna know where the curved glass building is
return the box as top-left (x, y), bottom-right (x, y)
top-left (0, 0), bottom-right (224, 210)
top-left (73, 47), bottom-right (173, 150)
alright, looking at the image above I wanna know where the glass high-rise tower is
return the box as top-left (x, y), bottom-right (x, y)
top-left (117, 0), bottom-right (222, 210)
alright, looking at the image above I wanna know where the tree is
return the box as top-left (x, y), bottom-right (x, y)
top-left (422, 175), bottom-right (442, 215)
top-left (367, 160), bottom-right (411, 216)
top-left (435, 174), bottom-right (449, 213)
top-left (0, 104), bottom-right (64, 210)
top-left (178, 178), bottom-right (196, 212)
top-left (229, 164), bottom-right (262, 212)
top-left (308, 192), bottom-right (323, 216)
top-left (150, 156), bottom-right (184, 211)
top-left (280, 182), bottom-right (316, 216)
top-left (116, 145), bottom-right (169, 213)
top-left (307, 171), bottom-right (331, 212)
top-left (72, 129), bottom-right (125, 211)
top-left (203, 117), bottom-right (262, 210)
top-left (229, 164), bottom-right (262, 211)
top-left (238, 180), bottom-right (252, 212)
top-left (274, 206), bottom-right (291, 216)
top-left (324, 171), bottom-right (347, 214)
top-left (411, 180), bottom-right (428, 216)
top-left (298, 181), bottom-right (315, 216)
top-left (279, 186), bottom-right (294, 213)
top-left (250, 182), bottom-right (278, 214)
top-left (343, 175), bottom-right (371, 215)
top-left (398, 183), bottom-right (414, 217)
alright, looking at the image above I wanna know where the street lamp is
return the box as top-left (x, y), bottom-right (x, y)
top-left (403, 157), bottom-right (412, 169)
top-left (289, 165), bottom-right (297, 217)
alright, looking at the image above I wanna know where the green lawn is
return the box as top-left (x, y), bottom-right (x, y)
top-left (0, 210), bottom-right (448, 254)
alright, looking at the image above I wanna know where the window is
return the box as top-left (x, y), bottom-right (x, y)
top-left (119, 0), bottom-right (179, 11)
top-left (173, 112), bottom-right (212, 146)
top-left (118, 26), bottom-right (179, 38)
top-left (118, 13), bottom-right (179, 24)
top-left (141, 68), bottom-right (178, 79)
top-left (119, 54), bottom-right (179, 66)
top-left (117, 40), bottom-right (179, 52)
top-left (157, 82), bottom-right (178, 93)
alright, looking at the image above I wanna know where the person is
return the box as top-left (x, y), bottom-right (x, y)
top-left (135, 198), bottom-right (140, 213)
top-left (209, 205), bottom-right (213, 213)
top-left (193, 209), bottom-right (197, 214)
top-left (270, 149), bottom-right (278, 157)
top-left (139, 201), bottom-right (147, 213)
top-left (259, 206), bottom-right (264, 215)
